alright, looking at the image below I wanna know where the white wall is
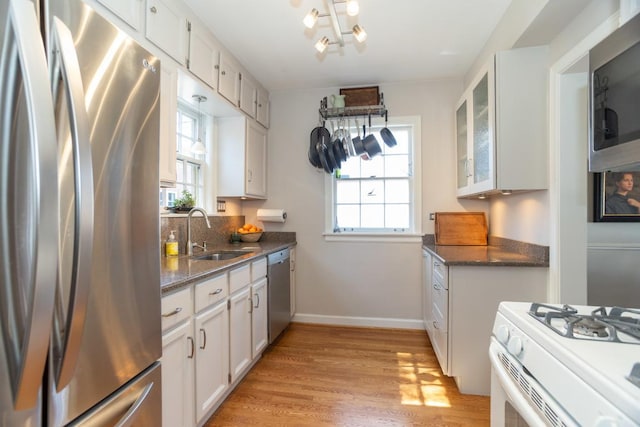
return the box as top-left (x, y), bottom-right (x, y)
top-left (242, 80), bottom-right (487, 327)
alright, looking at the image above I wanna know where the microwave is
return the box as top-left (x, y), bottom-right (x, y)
top-left (589, 12), bottom-right (640, 172)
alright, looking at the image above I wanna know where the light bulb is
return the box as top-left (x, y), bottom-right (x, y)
top-left (346, 0), bottom-right (359, 16)
top-left (315, 36), bottom-right (329, 53)
top-left (353, 25), bottom-right (367, 43)
top-left (303, 8), bottom-right (319, 28)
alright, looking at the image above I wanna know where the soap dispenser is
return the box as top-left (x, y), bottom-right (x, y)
top-left (166, 230), bottom-right (178, 256)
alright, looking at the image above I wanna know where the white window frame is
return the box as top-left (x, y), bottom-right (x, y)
top-left (160, 102), bottom-right (207, 213)
top-left (324, 115), bottom-right (422, 242)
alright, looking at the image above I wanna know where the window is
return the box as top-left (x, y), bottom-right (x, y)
top-left (327, 116), bottom-right (421, 238)
top-left (160, 102), bottom-right (206, 211)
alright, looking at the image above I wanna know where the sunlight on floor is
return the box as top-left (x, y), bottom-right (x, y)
top-left (396, 352), bottom-right (452, 408)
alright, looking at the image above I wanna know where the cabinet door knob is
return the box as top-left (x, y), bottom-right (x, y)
top-left (254, 293), bottom-right (260, 308)
top-left (221, 70), bottom-right (226, 76)
top-left (149, 6), bottom-right (157, 13)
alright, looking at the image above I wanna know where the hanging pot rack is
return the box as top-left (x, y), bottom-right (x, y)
top-left (318, 93), bottom-right (387, 121)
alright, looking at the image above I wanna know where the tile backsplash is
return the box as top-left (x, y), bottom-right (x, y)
top-left (160, 215), bottom-right (244, 256)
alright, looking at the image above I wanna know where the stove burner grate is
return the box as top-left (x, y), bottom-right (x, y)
top-left (528, 303), bottom-right (640, 344)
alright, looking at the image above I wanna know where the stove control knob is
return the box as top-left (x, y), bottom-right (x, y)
top-left (496, 325), bottom-right (510, 343)
top-left (507, 336), bottom-right (523, 356)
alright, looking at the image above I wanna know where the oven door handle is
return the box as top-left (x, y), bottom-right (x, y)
top-left (489, 340), bottom-right (549, 427)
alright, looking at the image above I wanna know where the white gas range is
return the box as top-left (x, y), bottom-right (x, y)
top-left (489, 301), bottom-right (640, 427)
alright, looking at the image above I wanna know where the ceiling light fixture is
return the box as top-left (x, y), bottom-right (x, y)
top-left (304, 0), bottom-right (366, 52)
top-left (191, 94), bottom-right (207, 155)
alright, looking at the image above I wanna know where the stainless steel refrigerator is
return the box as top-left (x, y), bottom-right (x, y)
top-left (0, 0), bottom-right (162, 425)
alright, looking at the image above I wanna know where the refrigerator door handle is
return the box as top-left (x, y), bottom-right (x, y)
top-left (113, 382), bottom-right (154, 427)
top-left (49, 17), bottom-right (94, 392)
top-left (0, 0), bottom-right (59, 410)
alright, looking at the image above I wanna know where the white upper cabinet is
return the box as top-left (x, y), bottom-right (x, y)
top-left (217, 116), bottom-right (267, 199)
top-left (218, 53), bottom-right (241, 106)
top-left (146, 0), bottom-right (188, 66)
top-left (95, 0), bottom-right (143, 30)
top-left (456, 46), bottom-right (548, 198)
top-left (239, 74), bottom-right (257, 118)
top-left (187, 20), bottom-right (220, 90)
top-left (256, 86), bottom-right (270, 128)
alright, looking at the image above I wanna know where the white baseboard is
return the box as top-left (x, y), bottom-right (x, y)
top-left (291, 313), bottom-right (425, 330)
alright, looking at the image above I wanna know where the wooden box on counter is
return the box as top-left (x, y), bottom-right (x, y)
top-left (435, 212), bottom-right (487, 245)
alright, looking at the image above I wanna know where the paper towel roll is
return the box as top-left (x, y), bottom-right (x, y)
top-left (257, 209), bottom-right (287, 223)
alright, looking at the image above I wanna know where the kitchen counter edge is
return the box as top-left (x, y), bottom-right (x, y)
top-left (161, 241), bottom-right (296, 294)
top-left (422, 236), bottom-right (549, 267)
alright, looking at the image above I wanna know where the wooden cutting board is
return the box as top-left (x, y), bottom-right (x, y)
top-left (435, 212), bottom-right (487, 245)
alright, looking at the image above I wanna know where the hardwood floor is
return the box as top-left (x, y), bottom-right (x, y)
top-left (204, 323), bottom-right (490, 426)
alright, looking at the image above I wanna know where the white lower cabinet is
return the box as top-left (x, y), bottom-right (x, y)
top-left (229, 286), bottom-right (252, 383)
top-left (251, 277), bottom-right (268, 357)
top-left (424, 252), bottom-right (547, 396)
top-left (194, 301), bottom-right (228, 422)
top-left (161, 318), bottom-right (194, 427)
top-left (161, 258), bottom-right (270, 426)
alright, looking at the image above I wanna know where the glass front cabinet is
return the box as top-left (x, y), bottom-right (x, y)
top-left (455, 46), bottom-right (548, 198)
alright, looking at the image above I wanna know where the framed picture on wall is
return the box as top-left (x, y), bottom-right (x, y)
top-left (594, 171), bottom-right (640, 222)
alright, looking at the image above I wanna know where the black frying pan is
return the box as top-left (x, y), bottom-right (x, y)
top-left (309, 125), bottom-right (330, 168)
top-left (380, 111), bottom-right (397, 147)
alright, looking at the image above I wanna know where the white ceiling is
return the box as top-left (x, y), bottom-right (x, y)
top-left (182, 0), bottom-right (596, 93)
top-left (182, 0), bottom-right (514, 92)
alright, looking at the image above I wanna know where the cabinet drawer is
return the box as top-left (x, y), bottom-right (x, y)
top-left (195, 273), bottom-right (228, 313)
top-left (432, 258), bottom-right (448, 287)
top-left (161, 287), bottom-right (193, 332)
top-left (229, 263), bottom-right (251, 294)
top-left (432, 282), bottom-right (448, 333)
top-left (251, 257), bottom-right (267, 281)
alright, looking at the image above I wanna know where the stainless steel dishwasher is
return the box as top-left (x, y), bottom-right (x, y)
top-left (267, 248), bottom-right (291, 343)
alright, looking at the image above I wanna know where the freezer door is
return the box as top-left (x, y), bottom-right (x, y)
top-left (0, 0), bottom-right (58, 423)
top-left (46, 1), bottom-right (162, 425)
top-left (67, 362), bottom-right (162, 427)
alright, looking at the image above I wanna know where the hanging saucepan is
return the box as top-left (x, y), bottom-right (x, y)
top-left (335, 118), bottom-right (348, 162)
top-left (318, 141), bottom-right (333, 174)
top-left (340, 118), bottom-right (351, 160)
top-left (326, 139), bottom-right (339, 171)
top-left (380, 111), bottom-right (397, 147)
top-left (331, 120), bottom-right (346, 164)
top-left (363, 133), bottom-right (382, 158)
top-left (352, 118), bottom-right (366, 155)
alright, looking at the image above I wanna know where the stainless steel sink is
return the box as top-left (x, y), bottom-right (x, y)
top-left (191, 250), bottom-right (253, 261)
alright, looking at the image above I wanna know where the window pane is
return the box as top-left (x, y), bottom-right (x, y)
top-left (385, 180), bottom-right (409, 203)
top-left (361, 155), bottom-right (384, 178)
top-left (340, 155), bottom-right (360, 178)
top-left (336, 204), bottom-right (360, 228)
top-left (336, 180), bottom-right (360, 203)
top-left (360, 180), bottom-right (384, 204)
top-left (385, 154), bottom-right (409, 177)
top-left (180, 115), bottom-right (194, 137)
top-left (186, 162), bottom-right (196, 185)
top-left (176, 160), bottom-right (184, 181)
top-left (361, 204), bottom-right (384, 228)
top-left (390, 129), bottom-right (409, 154)
top-left (386, 204), bottom-right (409, 228)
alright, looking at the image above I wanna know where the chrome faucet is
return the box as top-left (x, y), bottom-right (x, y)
top-left (187, 207), bottom-right (211, 256)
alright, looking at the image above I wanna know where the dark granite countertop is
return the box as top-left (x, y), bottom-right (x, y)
top-left (422, 235), bottom-right (548, 267)
top-left (161, 240), bottom-right (296, 294)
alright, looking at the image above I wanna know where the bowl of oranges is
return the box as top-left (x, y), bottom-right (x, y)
top-left (237, 224), bottom-right (263, 242)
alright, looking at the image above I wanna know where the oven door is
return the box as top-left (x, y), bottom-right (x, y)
top-left (489, 339), bottom-right (578, 427)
